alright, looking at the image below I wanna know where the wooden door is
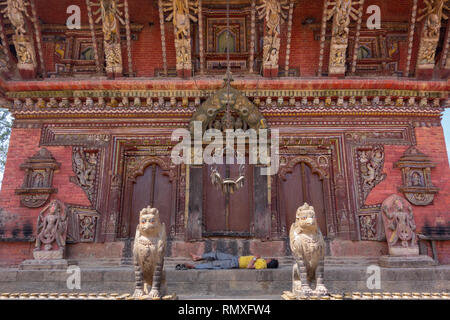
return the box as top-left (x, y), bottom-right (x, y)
top-left (203, 163), bottom-right (252, 235)
top-left (130, 164), bottom-right (172, 237)
top-left (280, 162), bottom-right (327, 236)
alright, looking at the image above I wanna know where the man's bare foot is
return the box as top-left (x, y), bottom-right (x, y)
top-left (190, 253), bottom-right (202, 261)
top-left (185, 263), bottom-right (195, 269)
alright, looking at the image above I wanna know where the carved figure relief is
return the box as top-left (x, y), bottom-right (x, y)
top-left (0, 0), bottom-right (30, 36)
top-left (417, 0), bottom-right (449, 67)
top-left (33, 200), bottom-right (68, 260)
top-left (1, 0), bottom-right (37, 71)
top-left (71, 147), bottom-right (99, 205)
top-left (15, 148), bottom-right (60, 208)
top-left (286, 203), bottom-right (327, 298)
top-left (90, 0), bottom-right (125, 74)
top-left (66, 206), bottom-right (100, 243)
top-left (161, 0), bottom-right (198, 72)
top-left (326, 0), bottom-right (362, 74)
top-left (257, 0), bottom-right (289, 70)
top-left (381, 194), bottom-right (419, 256)
top-left (133, 207), bottom-right (167, 298)
top-left (394, 146), bottom-right (439, 206)
top-left (357, 145), bottom-right (386, 202)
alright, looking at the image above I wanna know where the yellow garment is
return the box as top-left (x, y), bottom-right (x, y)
top-left (239, 256), bottom-right (267, 269)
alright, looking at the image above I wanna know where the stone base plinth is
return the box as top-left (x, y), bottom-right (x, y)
top-left (379, 255), bottom-right (435, 268)
top-left (388, 246), bottom-right (419, 256)
top-left (19, 259), bottom-right (68, 270)
top-left (33, 249), bottom-right (64, 260)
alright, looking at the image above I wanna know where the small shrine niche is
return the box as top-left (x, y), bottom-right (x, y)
top-left (15, 148), bottom-right (61, 208)
top-left (394, 146), bottom-right (439, 206)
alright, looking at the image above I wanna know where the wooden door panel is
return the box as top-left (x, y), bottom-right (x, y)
top-left (281, 163), bottom-right (327, 236)
top-left (281, 164), bottom-right (304, 233)
top-left (130, 165), bottom-right (172, 237)
top-left (204, 163), bottom-right (251, 234)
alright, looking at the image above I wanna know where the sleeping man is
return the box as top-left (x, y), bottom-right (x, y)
top-left (178, 251), bottom-right (279, 270)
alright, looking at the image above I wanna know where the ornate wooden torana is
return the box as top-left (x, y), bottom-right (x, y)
top-left (15, 148), bottom-right (60, 208)
top-left (394, 146), bottom-right (439, 206)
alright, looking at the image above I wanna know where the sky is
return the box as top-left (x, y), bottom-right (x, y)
top-left (443, 109), bottom-right (450, 166)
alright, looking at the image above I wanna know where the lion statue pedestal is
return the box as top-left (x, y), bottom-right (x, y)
top-left (283, 203), bottom-right (328, 299)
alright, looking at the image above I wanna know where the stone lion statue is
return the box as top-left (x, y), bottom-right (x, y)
top-left (133, 207), bottom-right (167, 298)
top-left (289, 203), bottom-right (327, 297)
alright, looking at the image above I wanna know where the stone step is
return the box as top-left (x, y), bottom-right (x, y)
top-left (1, 264), bottom-right (449, 296)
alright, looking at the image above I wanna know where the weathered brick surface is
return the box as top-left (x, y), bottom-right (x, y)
top-left (366, 126), bottom-right (450, 265)
top-left (0, 128), bottom-right (91, 265)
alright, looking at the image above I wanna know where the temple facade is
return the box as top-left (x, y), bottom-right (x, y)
top-left (0, 0), bottom-right (449, 268)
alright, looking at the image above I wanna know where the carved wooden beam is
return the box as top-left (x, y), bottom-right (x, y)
top-left (350, 0), bottom-right (365, 74)
top-left (284, 0), bottom-right (294, 76)
top-left (1, 0), bottom-right (38, 79)
top-left (86, 0), bottom-right (102, 74)
top-left (416, 0), bottom-right (449, 79)
top-left (158, 0), bottom-right (168, 76)
top-left (198, 0), bottom-right (205, 74)
top-left (30, 0), bottom-right (45, 78)
top-left (161, 0), bottom-right (198, 78)
top-left (318, 0), bottom-right (329, 76)
top-left (328, 0), bottom-right (362, 77)
top-left (0, 11), bottom-right (13, 71)
top-left (258, 0), bottom-right (290, 77)
top-left (406, 0), bottom-right (418, 77)
top-left (440, 16), bottom-right (450, 76)
top-left (249, 0), bottom-right (256, 73)
top-left (124, 0), bottom-right (134, 76)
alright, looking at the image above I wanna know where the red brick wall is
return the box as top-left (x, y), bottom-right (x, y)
top-left (0, 127), bottom-right (91, 265)
top-left (366, 126), bottom-right (450, 264)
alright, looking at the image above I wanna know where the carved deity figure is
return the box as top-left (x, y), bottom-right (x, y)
top-left (326, 0), bottom-right (361, 73)
top-left (91, 0), bottom-right (125, 72)
top-left (359, 146), bottom-right (386, 200)
top-left (72, 149), bottom-right (97, 203)
top-left (98, 0), bottom-right (124, 44)
top-left (0, 0), bottom-right (31, 36)
top-left (34, 200), bottom-right (67, 253)
top-left (133, 207), bottom-right (167, 298)
top-left (417, 0), bottom-right (449, 66)
top-left (382, 197), bottom-right (417, 249)
top-left (162, 0), bottom-right (198, 71)
top-left (257, 0), bottom-right (289, 69)
top-left (289, 203), bottom-right (327, 297)
top-left (16, 43), bottom-right (32, 64)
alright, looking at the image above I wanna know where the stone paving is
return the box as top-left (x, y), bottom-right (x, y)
top-left (0, 292), bottom-right (448, 300)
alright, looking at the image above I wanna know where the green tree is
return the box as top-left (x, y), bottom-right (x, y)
top-left (0, 108), bottom-right (12, 186)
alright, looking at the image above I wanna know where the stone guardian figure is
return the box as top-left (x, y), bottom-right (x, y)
top-left (132, 207), bottom-right (167, 298)
top-left (287, 203), bottom-right (328, 298)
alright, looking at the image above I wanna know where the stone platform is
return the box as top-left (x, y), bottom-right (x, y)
top-left (0, 257), bottom-right (448, 297)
